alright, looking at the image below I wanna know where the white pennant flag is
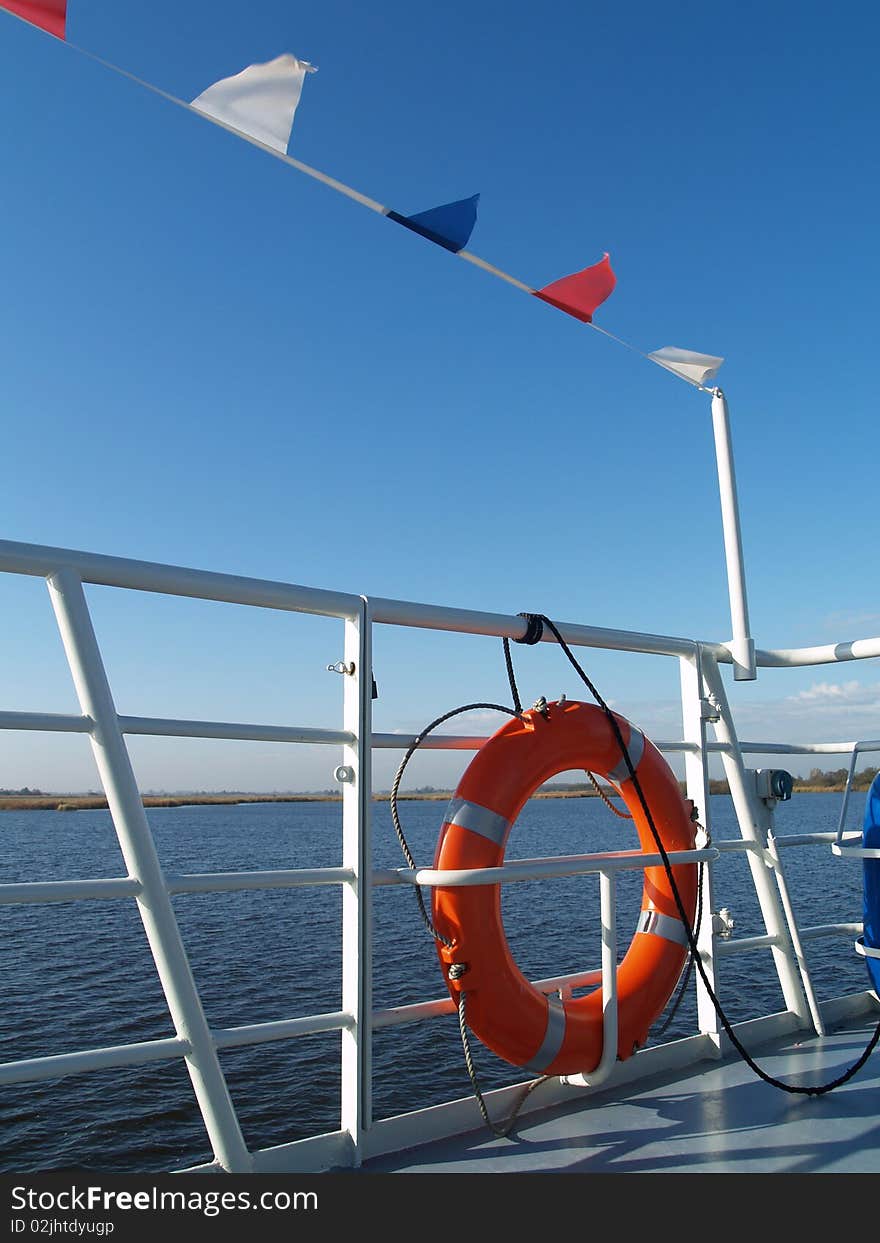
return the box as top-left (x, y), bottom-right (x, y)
top-left (190, 53), bottom-right (316, 154)
top-left (647, 346), bottom-right (724, 386)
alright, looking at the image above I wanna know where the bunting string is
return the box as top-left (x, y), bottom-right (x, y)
top-left (0, 2), bottom-right (725, 393)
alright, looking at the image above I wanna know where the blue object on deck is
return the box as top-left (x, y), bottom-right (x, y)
top-left (863, 773), bottom-right (880, 991)
top-left (387, 194), bottom-right (480, 253)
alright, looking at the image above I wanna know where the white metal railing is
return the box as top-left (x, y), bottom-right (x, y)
top-left (1, 537), bottom-right (878, 1172)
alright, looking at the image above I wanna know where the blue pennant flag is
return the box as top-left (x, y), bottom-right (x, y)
top-left (387, 194), bottom-right (479, 254)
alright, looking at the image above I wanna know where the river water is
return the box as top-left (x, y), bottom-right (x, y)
top-left (0, 791), bottom-right (870, 1172)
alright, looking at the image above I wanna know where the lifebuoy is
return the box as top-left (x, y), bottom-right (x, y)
top-left (432, 699), bottom-right (698, 1076)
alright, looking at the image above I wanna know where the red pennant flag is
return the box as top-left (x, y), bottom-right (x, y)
top-left (1, 1), bottom-right (66, 38)
top-left (533, 253), bottom-right (616, 323)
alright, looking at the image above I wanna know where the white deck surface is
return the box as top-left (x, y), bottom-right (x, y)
top-left (363, 1015), bottom-right (880, 1174)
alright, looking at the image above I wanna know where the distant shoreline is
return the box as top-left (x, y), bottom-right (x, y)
top-left (0, 789), bottom-right (598, 812)
top-left (0, 785), bottom-right (855, 811)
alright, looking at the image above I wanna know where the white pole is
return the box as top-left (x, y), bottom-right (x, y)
top-left (340, 597), bottom-right (373, 1162)
top-left (710, 388), bottom-right (756, 681)
top-left (561, 870), bottom-right (618, 1089)
top-left (700, 653), bottom-right (812, 1025)
top-left (679, 650), bottom-right (723, 1051)
top-left (46, 568), bottom-right (252, 1173)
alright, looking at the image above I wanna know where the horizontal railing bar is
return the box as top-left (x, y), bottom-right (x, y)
top-left (833, 844), bottom-right (880, 859)
top-left (735, 739), bottom-right (880, 755)
top-left (166, 868), bottom-right (355, 894)
top-left (118, 715), bottom-right (352, 745)
top-left (372, 732), bottom-right (489, 751)
top-left (372, 997), bottom-right (457, 1028)
top-left (383, 847), bottom-right (718, 889)
top-left (715, 934), bottom-right (781, 955)
top-left (712, 838), bottom-right (762, 854)
top-left (372, 731), bottom-right (701, 754)
top-left (757, 638), bottom-right (880, 668)
top-left (4, 540), bottom-right (880, 672)
top-left (4, 841), bottom-right (733, 907)
top-left (0, 870), bottom-right (355, 905)
top-left (212, 1011), bottom-right (353, 1049)
top-left (799, 922), bottom-right (862, 940)
top-left (369, 595), bottom-right (725, 660)
top-left (0, 710), bottom-right (92, 733)
top-left (4, 706), bottom-right (876, 765)
top-left (0, 877), bottom-right (141, 904)
top-left (774, 832), bottom-right (861, 848)
top-left (7, 710), bottom-right (874, 762)
top-left (0, 538), bottom-right (361, 619)
top-left (0, 1036), bottom-right (190, 1086)
top-left (371, 968), bottom-right (602, 1030)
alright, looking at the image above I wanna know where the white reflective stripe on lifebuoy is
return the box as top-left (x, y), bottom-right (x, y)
top-left (607, 727), bottom-right (644, 785)
top-left (637, 909), bottom-right (689, 946)
top-left (443, 797), bottom-right (508, 845)
top-left (524, 997), bottom-right (566, 1074)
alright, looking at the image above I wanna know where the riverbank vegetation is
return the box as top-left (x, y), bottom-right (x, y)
top-left (2, 765), bottom-right (877, 811)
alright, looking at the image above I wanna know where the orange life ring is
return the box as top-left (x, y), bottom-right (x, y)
top-left (431, 699), bottom-right (698, 1076)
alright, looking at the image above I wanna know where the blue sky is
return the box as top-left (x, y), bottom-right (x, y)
top-left (1, 1), bottom-right (879, 792)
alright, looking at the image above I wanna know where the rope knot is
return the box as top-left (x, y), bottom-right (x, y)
top-left (514, 612), bottom-right (545, 645)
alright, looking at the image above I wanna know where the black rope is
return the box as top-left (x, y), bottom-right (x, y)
top-left (653, 844), bottom-right (707, 1040)
top-left (505, 615), bottom-right (701, 1040)
top-left (514, 612), bottom-right (545, 645)
top-left (525, 612), bottom-right (880, 1096)
top-left (502, 638), bottom-right (522, 715)
top-left (501, 612), bottom-right (545, 714)
top-left (502, 609), bottom-right (541, 710)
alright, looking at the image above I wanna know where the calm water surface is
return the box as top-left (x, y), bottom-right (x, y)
top-left (0, 791), bottom-right (871, 1173)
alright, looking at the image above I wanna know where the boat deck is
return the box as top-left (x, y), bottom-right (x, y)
top-left (363, 1010), bottom-right (880, 1174)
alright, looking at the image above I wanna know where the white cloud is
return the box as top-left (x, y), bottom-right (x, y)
top-left (790, 680), bottom-right (869, 703)
top-left (821, 611), bottom-right (880, 635)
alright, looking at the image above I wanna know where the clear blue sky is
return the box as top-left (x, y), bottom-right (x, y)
top-left (1, 0), bottom-right (879, 792)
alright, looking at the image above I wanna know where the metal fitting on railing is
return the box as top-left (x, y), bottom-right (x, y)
top-left (712, 907), bottom-right (735, 939)
top-left (754, 768), bottom-right (793, 803)
top-left (700, 695), bottom-right (721, 723)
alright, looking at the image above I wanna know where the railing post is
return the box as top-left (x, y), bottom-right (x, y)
top-left (46, 568), bottom-right (252, 1173)
top-left (699, 651), bottom-right (812, 1026)
top-left (764, 826), bottom-right (825, 1035)
top-left (710, 388), bottom-right (756, 681)
top-left (679, 648), bottom-right (723, 1051)
top-left (561, 871), bottom-right (618, 1088)
top-left (340, 597), bottom-right (373, 1161)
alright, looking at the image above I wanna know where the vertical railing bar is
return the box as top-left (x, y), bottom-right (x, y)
top-left (699, 651), bottom-right (812, 1025)
top-left (765, 830), bottom-right (825, 1035)
top-left (340, 596), bottom-right (373, 1162)
top-left (835, 746), bottom-right (861, 845)
top-left (561, 870), bottom-right (618, 1089)
top-left (45, 568), bottom-right (252, 1173)
top-left (679, 645), bottom-right (723, 1050)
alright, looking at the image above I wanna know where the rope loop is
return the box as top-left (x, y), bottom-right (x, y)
top-left (514, 612), bottom-right (545, 645)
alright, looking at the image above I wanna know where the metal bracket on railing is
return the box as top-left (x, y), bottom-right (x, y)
top-left (700, 695), bottom-right (721, 723)
top-left (754, 768), bottom-right (793, 804)
top-left (855, 937), bottom-right (880, 961)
